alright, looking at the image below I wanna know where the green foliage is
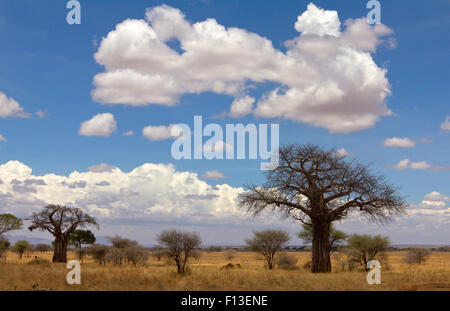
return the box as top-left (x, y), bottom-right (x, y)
top-left (34, 243), bottom-right (52, 252)
top-left (346, 234), bottom-right (390, 269)
top-left (298, 224), bottom-right (347, 250)
top-left (0, 236), bottom-right (10, 250)
top-left (13, 240), bottom-right (32, 259)
top-left (0, 214), bottom-right (23, 235)
top-left (68, 230), bottom-right (96, 248)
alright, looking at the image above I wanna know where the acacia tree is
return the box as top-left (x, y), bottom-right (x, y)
top-left (246, 230), bottom-right (290, 270)
top-left (239, 144), bottom-right (405, 273)
top-left (157, 230), bottom-right (201, 274)
top-left (347, 234), bottom-right (390, 269)
top-left (13, 240), bottom-right (31, 259)
top-left (298, 223), bottom-right (347, 252)
top-left (0, 214), bottom-right (23, 235)
top-left (27, 205), bottom-right (98, 263)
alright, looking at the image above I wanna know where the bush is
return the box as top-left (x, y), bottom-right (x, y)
top-left (34, 243), bottom-right (52, 252)
top-left (404, 248), bottom-right (432, 264)
top-left (303, 260), bottom-right (312, 270)
top-left (0, 236), bottom-right (10, 260)
top-left (89, 244), bottom-right (109, 265)
top-left (275, 253), bottom-right (298, 270)
top-left (106, 247), bottom-right (126, 265)
top-left (150, 248), bottom-right (168, 261)
top-left (13, 240), bottom-right (32, 259)
top-left (124, 246), bottom-right (149, 266)
top-left (190, 249), bottom-right (202, 261)
top-left (346, 234), bottom-right (390, 270)
top-left (224, 249), bottom-right (236, 261)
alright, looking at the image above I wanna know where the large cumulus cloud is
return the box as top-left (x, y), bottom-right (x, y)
top-left (92, 3), bottom-right (395, 133)
top-left (0, 161), bottom-right (448, 244)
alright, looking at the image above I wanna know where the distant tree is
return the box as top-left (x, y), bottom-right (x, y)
top-left (88, 244), bottom-right (109, 265)
top-left (245, 230), bottom-right (290, 270)
top-left (107, 235), bottom-right (138, 248)
top-left (346, 234), bottom-right (390, 269)
top-left (224, 249), bottom-right (236, 261)
top-left (13, 240), bottom-right (31, 259)
top-left (157, 230), bottom-right (202, 274)
top-left (0, 236), bottom-right (10, 259)
top-left (27, 205), bottom-right (98, 263)
top-left (0, 214), bottom-right (23, 235)
top-left (298, 224), bottom-right (347, 252)
top-left (404, 248), bottom-right (432, 264)
top-left (239, 144), bottom-right (406, 272)
top-left (69, 230), bottom-right (96, 261)
top-left (35, 243), bottom-right (52, 252)
top-left (275, 252), bottom-right (298, 270)
top-left (69, 230), bottom-right (96, 249)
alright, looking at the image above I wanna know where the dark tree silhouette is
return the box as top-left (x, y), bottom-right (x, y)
top-left (239, 144), bottom-right (405, 273)
top-left (27, 205), bottom-right (98, 263)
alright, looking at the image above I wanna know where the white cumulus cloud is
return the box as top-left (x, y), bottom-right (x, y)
top-left (142, 124), bottom-right (184, 141)
top-left (79, 113), bottom-right (117, 137)
top-left (0, 91), bottom-right (29, 118)
top-left (383, 137), bottom-right (416, 147)
top-left (391, 159), bottom-right (448, 171)
top-left (229, 95), bottom-right (255, 118)
top-left (201, 170), bottom-right (226, 179)
top-left (92, 3), bottom-right (395, 133)
top-left (441, 116), bottom-right (450, 131)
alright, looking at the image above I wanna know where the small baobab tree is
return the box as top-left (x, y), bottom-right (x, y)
top-left (239, 144), bottom-right (405, 273)
top-left (27, 205), bottom-right (98, 263)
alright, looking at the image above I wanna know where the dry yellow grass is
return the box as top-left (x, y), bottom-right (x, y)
top-left (0, 251), bottom-right (449, 291)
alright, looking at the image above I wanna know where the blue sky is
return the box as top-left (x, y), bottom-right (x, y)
top-left (0, 0), bottom-right (449, 245)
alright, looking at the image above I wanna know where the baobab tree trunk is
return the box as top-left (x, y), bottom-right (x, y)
top-left (311, 220), bottom-right (331, 273)
top-left (52, 235), bottom-right (68, 263)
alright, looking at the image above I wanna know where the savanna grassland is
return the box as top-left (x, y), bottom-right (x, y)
top-left (0, 251), bottom-right (449, 291)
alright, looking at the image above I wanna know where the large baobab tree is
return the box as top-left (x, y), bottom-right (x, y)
top-left (27, 205), bottom-right (98, 263)
top-left (239, 144), bottom-right (405, 273)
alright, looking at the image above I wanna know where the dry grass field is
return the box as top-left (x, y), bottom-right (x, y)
top-left (0, 250), bottom-right (449, 291)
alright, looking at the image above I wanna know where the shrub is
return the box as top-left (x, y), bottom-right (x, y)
top-left (346, 234), bottom-right (390, 270)
top-left (124, 246), bottom-right (149, 266)
top-left (150, 248), bottom-right (168, 261)
top-left (224, 249), bottom-right (236, 261)
top-left (404, 248), bottom-right (432, 264)
top-left (106, 247), bottom-right (126, 265)
top-left (275, 253), bottom-right (298, 270)
top-left (34, 243), bottom-right (52, 252)
top-left (89, 244), bottom-right (109, 265)
top-left (303, 260), bottom-right (312, 270)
